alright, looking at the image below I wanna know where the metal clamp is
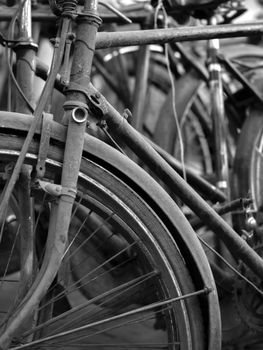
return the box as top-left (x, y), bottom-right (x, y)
top-left (37, 181), bottom-right (77, 201)
top-left (66, 82), bottom-right (108, 117)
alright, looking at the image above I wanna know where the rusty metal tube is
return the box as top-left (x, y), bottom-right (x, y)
top-left (104, 102), bottom-right (263, 281)
top-left (96, 22), bottom-right (263, 49)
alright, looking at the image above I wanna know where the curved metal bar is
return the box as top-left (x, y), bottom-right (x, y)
top-left (103, 97), bottom-right (263, 281)
top-left (0, 111), bottom-right (222, 350)
top-left (0, 201), bottom-right (67, 350)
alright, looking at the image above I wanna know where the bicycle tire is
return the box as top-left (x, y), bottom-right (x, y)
top-left (225, 51), bottom-right (263, 231)
top-left (0, 114), bottom-right (220, 349)
top-left (232, 96), bottom-right (263, 231)
top-left (153, 68), bottom-right (212, 178)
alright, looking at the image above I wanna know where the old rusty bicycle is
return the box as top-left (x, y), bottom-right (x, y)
top-left (0, 0), bottom-right (263, 349)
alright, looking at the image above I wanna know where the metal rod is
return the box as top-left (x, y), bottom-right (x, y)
top-left (17, 168), bottom-right (35, 302)
top-left (85, 0), bottom-right (98, 12)
top-left (148, 138), bottom-right (227, 202)
top-left (96, 22), bottom-right (263, 49)
top-left (0, 5), bottom-right (149, 23)
top-left (10, 287), bottom-right (211, 349)
top-left (190, 198), bottom-right (253, 230)
top-left (0, 17), bottom-right (70, 220)
top-left (103, 102), bottom-right (263, 282)
top-left (208, 19), bottom-right (230, 197)
top-left (18, 0), bottom-right (32, 38)
top-left (132, 45), bottom-right (150, 131)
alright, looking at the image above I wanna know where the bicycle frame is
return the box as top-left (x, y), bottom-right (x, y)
top-left (1, 0), bottom-right (263, 348)
top-left (2, 0), bottom-right (263, 291)
top-left (71, 8), bottom-right (263, 279)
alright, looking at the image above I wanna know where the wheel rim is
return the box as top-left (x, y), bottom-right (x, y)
top-left (0, 147), bottom-right (201, 350)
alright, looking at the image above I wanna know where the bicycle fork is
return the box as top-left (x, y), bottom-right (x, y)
top-left (0, 1), bottom-right (101, 348)
top-left (57, 0), bottom-right (101, 246)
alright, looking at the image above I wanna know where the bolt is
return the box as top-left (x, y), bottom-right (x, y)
top-left (246, 216), bottom-right (257, 231)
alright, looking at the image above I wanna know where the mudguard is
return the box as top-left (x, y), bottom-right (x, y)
top-left (0, 111), bottom-right (221, 350)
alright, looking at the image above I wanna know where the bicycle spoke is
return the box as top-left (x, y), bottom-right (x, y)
top-left (20, 270), bottom-right (159, 340)
top-left (11, 287), bottom-right (207, 349)
top-left (0, 224), bottom-right (20, 288)
top-left (36, 240), bottom-right (139, 312)
top-left (63, 212), bottom-right (116, 264)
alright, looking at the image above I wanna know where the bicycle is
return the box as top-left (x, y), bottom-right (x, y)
top-left (0, 1), bottom-right (220, 349)
top-left (0, 0), bottom-right (263, 349)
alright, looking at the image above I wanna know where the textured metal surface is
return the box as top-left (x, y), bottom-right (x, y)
top-left (96, 22), bottom-right (263, 49)
top-left (0, 5), bottom-right (150, 23)
top-left (103, 100), bottom-right (263, 281)
top-left (131, 45), bottom-right (150, 131)
top-left (36, 113), bottom-right (53, 178)
top-left (18, 0), bottom-right (32, 38)
top-left (0, 111), bottom-right (222, 350)
top-left (207, 18), bottom-right (230, 198)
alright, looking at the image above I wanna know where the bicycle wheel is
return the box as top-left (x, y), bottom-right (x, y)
top-left (232, 92), bottom-right (263, 231)
top-left (153, 69), bottom-right (213, 178)
top-left (94, 46), bottom-right (213, 180)
top-left (92, 46), bottom-right (171, 132)
top-left (227, 54), bottom-right (263, 231)
top-left (0, 114), bottom-right (219, 349)
top-left (153, 44), bottom-right (263, 192)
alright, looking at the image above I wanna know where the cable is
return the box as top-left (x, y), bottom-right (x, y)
top-left (154, 1), bottom-right (187, 181)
